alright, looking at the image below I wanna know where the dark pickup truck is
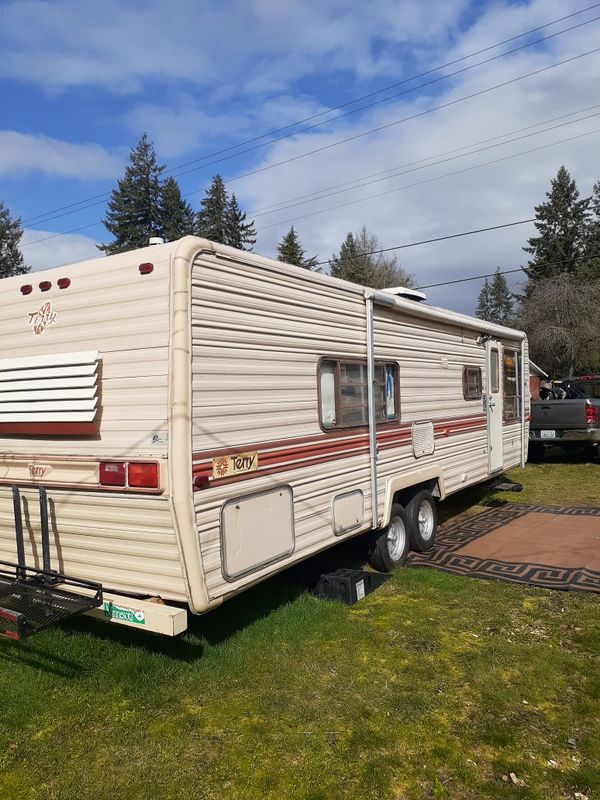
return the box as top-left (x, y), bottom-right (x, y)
top-left (529, 375), bottom-right (600, 460)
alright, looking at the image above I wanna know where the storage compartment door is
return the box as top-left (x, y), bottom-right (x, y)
top-left (221, 486), bottom-right (295, 581)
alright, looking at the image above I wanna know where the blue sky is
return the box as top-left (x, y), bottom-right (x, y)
top-left (1, 0), bottom-right (599, 313)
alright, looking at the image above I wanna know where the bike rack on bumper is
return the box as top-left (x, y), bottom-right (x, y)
top-left (0, 485), bottom-right (103, 640)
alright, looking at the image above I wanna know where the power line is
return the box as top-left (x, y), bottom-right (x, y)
top-left (312, 219), bottom-right (537, 267)
top-left (21, 6), bottom-right (600, 228)
top-left (258, 126), bottom-right (600, 233)
top-left (417, 251), bottom-right (600, 290)
top-left (21, 122), bottom-right (600, 252)
top-left (250, 109), bottom-right (600, 220)
top-left (20, 46), bottom-right (600, 247)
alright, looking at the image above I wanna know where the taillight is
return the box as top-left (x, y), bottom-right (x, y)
top-left (57, 277), bottom-right (71, 289)
top-left (99, 462), bottom-right (126, 486)
top-left (39, 281), bottom-right (52, 292)
top-left (127, 462), bottom-right (159, 489)
top-left (585, 404), bottom-right (598, 426)
top-left (139, 262), bottom-right (154, 275)
top-left (20, 284), bottom-right (33, 295)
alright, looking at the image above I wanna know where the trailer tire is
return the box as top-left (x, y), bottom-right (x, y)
top-left (405, 489), bottom-right (437, 552)
top-left (368, 503), bottom-right (410, 572)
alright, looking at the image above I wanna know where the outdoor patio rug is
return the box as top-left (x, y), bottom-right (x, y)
top-left (407, 504), bottom-right (600, 593)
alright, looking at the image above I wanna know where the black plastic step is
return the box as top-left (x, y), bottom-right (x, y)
top-left (0, 561), bottom-right (102, 640)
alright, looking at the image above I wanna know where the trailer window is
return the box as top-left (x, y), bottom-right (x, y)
top-left (490, 348), bottom-right (499, 393)
top-left (503, 349), bottom-right (521, 419)
top-left (463, 366), bottom-right (482, 400)
top-left (319, 359), bottom-right (399, 429)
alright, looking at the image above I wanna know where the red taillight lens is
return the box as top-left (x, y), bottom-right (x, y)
top-left (99, 462), bottom-right (126, 486)
top-left (585, 404), bottom-right (598, 426)
top-left (20, 284), bottom-right (33, 295)
top-left (127, 462), bottom-right (159, 489)
top-left (57, 277), bottom-right (71, 289)
top-left (139, 262), bottom-right (154, 275)
top-left (39, 281), bottom-right (52, 292)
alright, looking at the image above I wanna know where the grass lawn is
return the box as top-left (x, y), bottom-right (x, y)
top-left (1, 454), bottom-right (598, 800)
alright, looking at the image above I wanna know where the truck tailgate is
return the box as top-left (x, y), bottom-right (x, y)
top-left (531, 400), bottom-right (595, 430)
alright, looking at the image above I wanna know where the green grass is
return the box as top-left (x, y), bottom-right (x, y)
top-left (1, 456), bottom-right (599, 800)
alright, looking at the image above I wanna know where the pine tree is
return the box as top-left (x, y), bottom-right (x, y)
top-left (476, 278), bottom-right (492, 321)
top-left (99, 133), bottom-right (165, 254)
top-left (159, 177), bottom-right (195, 242)
top-left (226, 193), bottom-right (256, 251)
top-left (0, 201), bottom-right (29, 279)
top-left (523, 166), bottom-right (589, 290)
top-left (488, 268), bottom-right (513, 325)
top-left (581, 180), bottom-right (600, 281)
top-left (277, 226), bottom-right (318, 269)
top-left (329, 226), bottom-right (416, 288)
top-left (196, 175), bottom-right (228, 244)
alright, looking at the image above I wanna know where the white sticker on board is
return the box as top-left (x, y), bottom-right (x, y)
top-left (151, 432), bottom-right (168, 446)
top-left (355, 579), bottom-right (366, 601)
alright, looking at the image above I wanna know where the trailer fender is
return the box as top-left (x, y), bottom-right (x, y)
top-left (380, 467), bottom-right (446, 528)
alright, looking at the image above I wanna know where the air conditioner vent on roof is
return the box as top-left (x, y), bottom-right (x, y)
top-left (0, 351), bottom-right (99, 435)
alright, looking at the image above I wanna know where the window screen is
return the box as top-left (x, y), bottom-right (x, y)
top-left (503, 349), bottom-right (521, 419)
top-left (463, 366), bottom-right (482, 400)
top-left (319, 359), bottom-right (399, 429)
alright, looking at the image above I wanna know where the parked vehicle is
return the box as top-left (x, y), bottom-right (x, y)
top-left (529, 376), bottom-right (600, 460)
top-left (0, 237), bottom-right (530, 638)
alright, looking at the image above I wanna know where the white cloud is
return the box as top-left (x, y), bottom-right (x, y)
top-left (0, 0), bottom-right (467, 93)
top-left (21, 229), bottom-right (101, 272)
top-left (0, 132), bottom-right (121, 179)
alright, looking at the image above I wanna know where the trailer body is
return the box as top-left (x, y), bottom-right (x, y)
top-left (0, 237), bottom-right (529, 634)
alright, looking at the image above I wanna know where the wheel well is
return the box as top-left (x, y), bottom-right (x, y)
top-left (392, 479), bottom-right (439, 508)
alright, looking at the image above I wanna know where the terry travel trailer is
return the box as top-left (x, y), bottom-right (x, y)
top-left (0, 237), bottom-right (529, 638)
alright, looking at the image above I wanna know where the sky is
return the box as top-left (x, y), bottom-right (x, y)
top-left (1, 0), bottom-right (600, 314)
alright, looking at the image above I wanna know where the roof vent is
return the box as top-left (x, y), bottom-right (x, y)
top-left (149, 237), bottom-right (164, 246)
top-left (382, 286), bottom-right (427, 302)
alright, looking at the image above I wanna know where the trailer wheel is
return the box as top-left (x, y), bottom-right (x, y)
top-left (406, 489), bottom-right (437, 552)
top-left (368, 503), bottom-right (410, 572)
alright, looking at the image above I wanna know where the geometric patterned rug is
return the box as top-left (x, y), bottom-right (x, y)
top-left (407, 504), bottom-right (600, 593)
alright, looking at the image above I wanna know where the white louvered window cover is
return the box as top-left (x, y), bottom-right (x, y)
top-left (412, 421), bottom-right (435, 458)
top-left (0, 351), bottom-right (99, 435)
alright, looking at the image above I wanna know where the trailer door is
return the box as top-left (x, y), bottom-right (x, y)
top-left (485, 340), bottom-right (503, 473)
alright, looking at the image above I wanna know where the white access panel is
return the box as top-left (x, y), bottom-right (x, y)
top-left (220, 486), bottom-right (295, 582)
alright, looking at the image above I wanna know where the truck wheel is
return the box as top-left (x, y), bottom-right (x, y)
top-left (406, 489), bottom-right (438, 552)
top-left (527, 442), bottom-right (545, 462)
top-left (368, 503), bottom-right (410, 572)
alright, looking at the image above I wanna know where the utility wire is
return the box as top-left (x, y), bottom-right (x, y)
top-left (20, 45), bottom-right (600, 242)
top-left (258, 126), bottom-right (600, 232)
top-left (21, 6), bottom-right (600, 227)
top-left (250, 108), bottom-right (600, 219)
top-left (21, 123), bottom-right (600, 251)
top-left (417, 251), bottom-right (600, 290)
top-left (311, 219), bottom-right (536, 268)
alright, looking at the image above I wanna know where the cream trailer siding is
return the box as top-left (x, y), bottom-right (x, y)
top-left (0, 237), bottom-right (529, 631)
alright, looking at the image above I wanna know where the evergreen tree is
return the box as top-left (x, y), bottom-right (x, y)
top-left (488, 268), bottom-right (513, 325)
top-left (277, 226), bottom-right (318, 269)
top-left (475, 278), bottom-right (492, 321)
top-left (196, 177), bottom-right (256, 250)
top-left (581, 180), bottom-right (600, 281)
top-left (329, 226), bottom-right (416, 289)
top-left (100, 133), bottom-right (165, 254)
top-left (226, 193), bottom-right (256, 251)
top-left (196, 175), bottom-right (229, 244)
top-left (523, 166), bottom-right (589, 290)
top-left (0, 201), bottom-right (29, 279)
top-left (159, 177), bottom-right (195, 242)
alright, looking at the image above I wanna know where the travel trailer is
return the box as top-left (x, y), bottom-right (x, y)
top-left (0, 237), bottom-right (529, 638)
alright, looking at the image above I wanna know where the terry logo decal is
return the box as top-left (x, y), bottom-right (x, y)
top-left (212, 452), bottom-right (258, 479)
top-left (28, 464), bottom-right (50, 480)
top-left (28, 301), bottom-right (57, 336)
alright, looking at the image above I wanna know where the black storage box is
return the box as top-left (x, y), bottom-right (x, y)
top-left (313, 568), bottom-right (390, 604)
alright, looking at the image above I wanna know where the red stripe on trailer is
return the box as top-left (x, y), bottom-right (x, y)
top-left (0, 422), bottom-right (98, 436)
